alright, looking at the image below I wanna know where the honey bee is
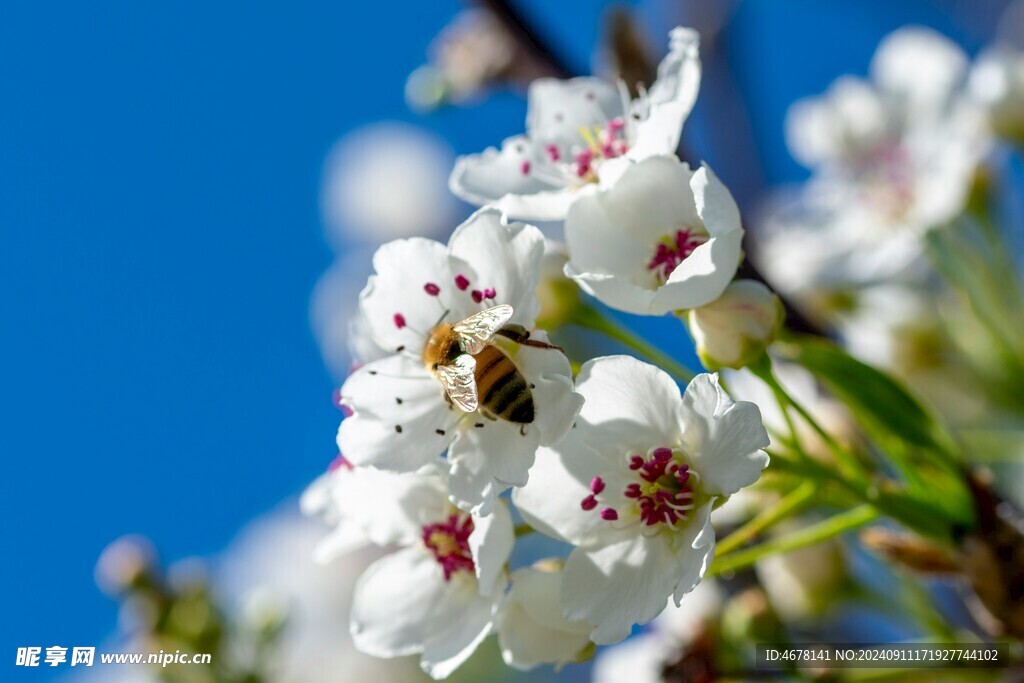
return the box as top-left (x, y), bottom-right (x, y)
top-left (422, 304), bottom-right (562, 425)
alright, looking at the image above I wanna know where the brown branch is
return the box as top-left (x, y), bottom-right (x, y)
top-left (473, 0), bottom-right (576, 79)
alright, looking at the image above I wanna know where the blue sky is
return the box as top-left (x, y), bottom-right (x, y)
top-left (0, 0), bottom-right (1006, 678)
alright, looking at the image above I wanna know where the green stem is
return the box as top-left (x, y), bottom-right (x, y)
top-left (768, 450), bottom-right (954, 539)
top-left (513, 524), bottom-right (535, 538)
top-left (570, 303), bottom-right (695, 383)
top-left (717, 481), bottom-right (816, 555)
top-left (750, 355), bottom-right (866, 483)
top-left (708, 505), bottom-right (878, 576)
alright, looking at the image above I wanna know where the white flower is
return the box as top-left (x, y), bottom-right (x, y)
top-left (970, 44), bottom-right (1024, 142)
top-left (303, 462), bottom-right (514, 679)
top-left (321, 122), bottom-right (458, 246)
top-left (336, 207), bottom-right (583, 515)
top-left (591, 580), bottom-right (722, 683)
top-left (513, 356), bottom-right (769, 644)
top-left (770, 27), bottom-right (988, 288)
top-left (495, 559), bottom-right (594, 670)
top-left (217, 504), bottom-right (424, 683)
top-left (687, 280), bottom-right (783, 370)
top-left (564, 156), bottom-right (744, 316)
top-left (449, 27), bottom-right (701, 221)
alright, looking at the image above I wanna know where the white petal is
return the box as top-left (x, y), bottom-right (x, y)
top-left (350, 547), bottom-right (467, 658)
top-left (311, 523), bottom-right (371, 564)
top-left (326, 464), bottom-right (450, 548)
top-left (337, 355), bottom-right (454, 472)
top-left (785, 77), bottom-right (887, 168)
top-left (646, 27), bottom-right (702, 110)
top-left (680, 374), bottom-right (770, 496)
top-left (567, 158), bottom-right (700, 278)
top-left (575, 356), bottom-right (683, 457)
top-left (601, 156), bottom-right (702, 245)
top-left (630, 27), bottom-right (702, 160)
top-left (562, 186), bottom-right (649, 281)
top-left (671, 500), bottom-right (717, 605)
top-left (469, 500), bottom-right (514, 597)
top-left (512, 437), bottom-right (606, 546)
top-left (561, 534), bottom-right (678, 645)
top-left (870, 26), bottom-right (967, 112)
top-left (448, 417), bottom-right (540, 515)
top-left (512, 331), bottom-right (583, 447)
top-left (447, 208), bottom-right (545, 327)
top-left (449, 135), bottom-right (575, 220)
top-left (497, 566), bottom-right (593, 670)
top-left (652, 229), bottom-right (743, 312)
top-left (526, 77), bottom-right (625, 146)
top-left (566, 266), bottom-right (659, 316)
top-left (562, 501), bottom-right (716, 645)
top-left (420, 587), bottom-right (497, 679)
top-left (692, 164), bottom-right (741, 238)
top-left (359, 238), bottom-right (453, 353)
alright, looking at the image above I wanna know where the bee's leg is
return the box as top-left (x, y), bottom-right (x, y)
top-left (519, 424), bottom-right (528, 436)
top-left (496, 324), bottom-right (564, 352)
top-left (480, 407), bottom-right (499, 422)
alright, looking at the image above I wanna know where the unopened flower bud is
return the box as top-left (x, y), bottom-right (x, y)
top-left (687, 280), bottom-right (784, 370)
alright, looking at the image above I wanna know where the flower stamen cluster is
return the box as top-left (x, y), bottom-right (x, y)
top-left (647, 229), bottom-right (709, 282)
top-left (422, 513), bottom-right (475, 581)
top-left (580, 447), bottom-right (700, 532)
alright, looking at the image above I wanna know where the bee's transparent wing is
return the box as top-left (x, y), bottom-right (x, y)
top-left (452, 304), bottom-right (514, 354)
top-left (436, 354), bottom-right (479, 413)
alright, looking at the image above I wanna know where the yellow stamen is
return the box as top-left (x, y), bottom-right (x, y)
top-left (578, 126), bottom-right (601, 153)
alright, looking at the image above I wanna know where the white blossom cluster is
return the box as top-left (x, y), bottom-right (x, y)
top-left (303, 27), bottom-right (775, 679)
top-left (758, 26), bottom-right (1023, 320)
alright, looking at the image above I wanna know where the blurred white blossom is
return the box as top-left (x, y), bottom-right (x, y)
top-left (970, 45), bottom-right (1024, 142)
top-left (755, 534), bottom-right (846, 622)
top-left (321, 122), bottom-right (459, 247)
top-left (217, 504), bottom-right (425, 683)
top-left (762, 27), bottom-right (989, 295)
top-left (310, 250), bottom-right (388, 379)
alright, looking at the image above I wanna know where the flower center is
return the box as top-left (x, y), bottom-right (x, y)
top-left (422, 513), bottom-right (475, 581)
top-left (527, 117), bottom-right (630, 185)
top-left (855, 142), bottom-right (915, 220)
top-left (647, 229), bottom-right (708, 282)
top-left (580, 447), bottom-right (700, 533)
top-left (570, 117), bottom-right (629, 181)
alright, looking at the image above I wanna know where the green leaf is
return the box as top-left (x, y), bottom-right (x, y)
top-left (778, 336), bottom-right (951, 455)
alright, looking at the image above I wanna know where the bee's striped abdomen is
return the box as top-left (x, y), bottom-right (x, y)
top-left (473, 345), bottom-right (534, 424)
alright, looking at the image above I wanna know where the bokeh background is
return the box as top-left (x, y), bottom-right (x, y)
top-left (1, 0), bottom-right (1019, 680)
